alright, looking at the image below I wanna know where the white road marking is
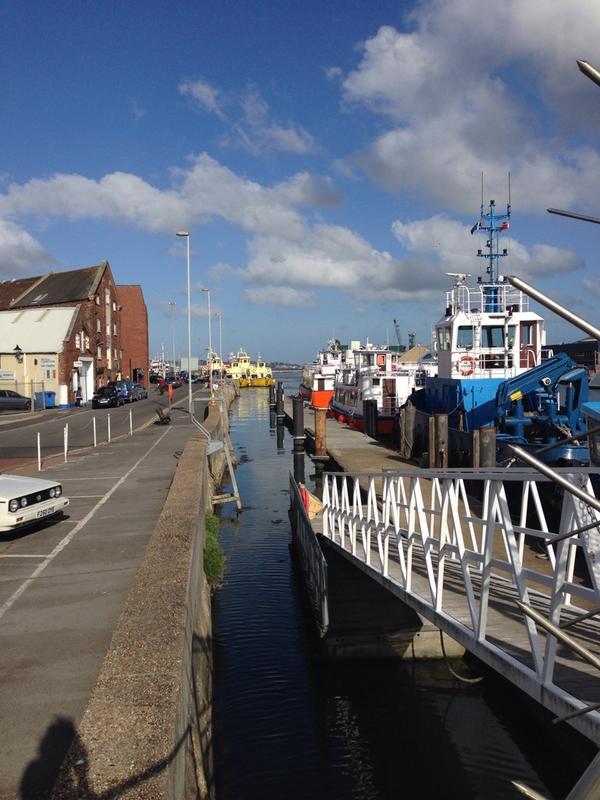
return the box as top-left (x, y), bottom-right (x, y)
top-left (59, 477), bottom-right (122, 480)
top-left (0, 554), bottom-right (49, 558)
top-left (0, 427), bottom-right (172, 622)
top-left (68, 495), bottom-right (105, 498)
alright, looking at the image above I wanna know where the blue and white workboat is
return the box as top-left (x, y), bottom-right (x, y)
top-left (409, 199), bottom-right (589, 465)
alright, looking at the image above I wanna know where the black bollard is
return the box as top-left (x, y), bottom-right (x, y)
top-left (292, 396), bottom-right (305, 453)
top-left (364, 399), bottom-right (378, 438)
top-left (269, 383), bottom-right (276, 410)
top-left (276, 381), bottom-right (284, 421)
top-left (276, 422), bottom-right (285, 452)
top-left (293, 451), bottom-right (305, 484)
top-left (269, 410), bottom-right (277, 431)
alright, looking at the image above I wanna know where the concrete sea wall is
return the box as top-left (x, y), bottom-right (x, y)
top-left (52, 384), bottom-right (237, 799)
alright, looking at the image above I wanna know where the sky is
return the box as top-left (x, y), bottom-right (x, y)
top-left (1, 0), bottom-right (600, 364)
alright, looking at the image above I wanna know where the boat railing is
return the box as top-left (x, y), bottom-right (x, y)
top-left (447, 283), bottom-right (529, 314)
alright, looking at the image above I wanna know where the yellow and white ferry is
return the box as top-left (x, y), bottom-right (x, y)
top-left (225, 348), bottom-right (252, 385)
top-left (247, 355), bottom-right (275, 387)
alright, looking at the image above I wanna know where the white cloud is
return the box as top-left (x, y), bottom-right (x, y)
top-left (244, 285), bottom-right (316, 308)
top-left (223, 84), bottom-right (318, 156)
top-left (0, 219), bottom-right (54, 275)
top-left (0, 154), bottom-right (339, 240)
top-left (391, 215), bottom-right (583, 280)
top-left (324, 66), bottom-right (343, 81)
top-left (340, 5), bottom-right (600, 212)
top-left (179, 78), bottom-right (226, 120)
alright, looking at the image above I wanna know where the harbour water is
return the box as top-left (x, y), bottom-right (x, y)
top-left (211, 374), bottom-right (594, 800)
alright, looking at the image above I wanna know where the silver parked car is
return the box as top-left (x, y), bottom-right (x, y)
top-left (0, 390), bottom-right (31, 411)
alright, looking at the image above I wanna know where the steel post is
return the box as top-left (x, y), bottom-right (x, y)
top-left (479, 427), bottom-right (496, 467)
top-left (435, 413), bottom-right (449, 468)
top-left (292, 396), bottom-right (305, 452)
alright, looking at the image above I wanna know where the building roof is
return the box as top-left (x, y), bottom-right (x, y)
top-left (11, 264), bottom-right (107, 308)
top-left (0, 306), bottom-right (80, 353)
top-left (398, 345), bottom-right (432, 363)
top-left (0, 276), bottom-right (45, 310)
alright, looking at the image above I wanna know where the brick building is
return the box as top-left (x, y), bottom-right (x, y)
top-left (116, 284), bottom-right (149, 385)
top-left (0, 261), bottom-right (149, 404)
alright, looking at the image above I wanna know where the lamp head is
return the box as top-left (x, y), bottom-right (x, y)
top-left (176, 231), bottom-right (189, 237)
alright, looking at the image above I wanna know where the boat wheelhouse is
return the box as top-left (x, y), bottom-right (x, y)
top-left (247, 355), bottom-right (275, 387)
top-left (225, 348), bottom-right (252, 382)
top-left (330, 344), bottom-right (435, 435)
top-left (423, 200), bottom-right (545, 430)
top-left (299, 340), bottom-right (358, 409)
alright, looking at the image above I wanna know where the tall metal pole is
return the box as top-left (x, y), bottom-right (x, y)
top-left (168, 300), bottom-right (176, 374)
top-left (203, 288), bottom-right (213, 398)
top-left (216, 311), bottom-right (223, 363)
top-left (176, 231), bottom-right (193, 418)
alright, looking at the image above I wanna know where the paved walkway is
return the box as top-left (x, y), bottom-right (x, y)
top-left (0, 409), bottom-right (204, 798)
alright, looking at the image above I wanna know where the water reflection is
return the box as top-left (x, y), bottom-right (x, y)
top-left (212, 372), bottom-right (593, 800)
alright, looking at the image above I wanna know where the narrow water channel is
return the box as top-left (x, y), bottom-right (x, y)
top-left (212, 374), bottom-right (593, 800)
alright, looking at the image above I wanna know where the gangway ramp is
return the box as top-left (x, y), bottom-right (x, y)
top-left (309, 466), bottom-right (600, 746)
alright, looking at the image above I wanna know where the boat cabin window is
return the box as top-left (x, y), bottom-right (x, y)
top-left (482, 326), bottom-right (504, 348)
top-left (521, 322), bottom-right (535, 346)
top-left (456, 326), bottom-right (474, 349)
top-left (437, 327), bottom-right (451, 350)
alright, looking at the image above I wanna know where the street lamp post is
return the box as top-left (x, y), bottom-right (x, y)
top-left (176, 231), bottom-right (193, 418)
top-left (201, 288), bottom-right (213, 397)
top-left (216, 311), bottom-right (223, 365)
top-left (168, 301), bottom-right (176, 375)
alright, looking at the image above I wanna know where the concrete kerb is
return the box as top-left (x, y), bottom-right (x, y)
top-left (51, 383), bottom-right (238, 798)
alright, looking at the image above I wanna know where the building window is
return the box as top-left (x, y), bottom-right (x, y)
top-left (112, 301), bottom-right (117, 311)
top-left (95, 295), bottom-right (100, 305)
top-left (96, 319), bottom-right (101, 332)
top-left (113, 323), bottom-right (117, 336)
top-left (75, 334), bottom-right (81, 349)
top-left (97, 345), bottom-right (102, 359)
top-left (114, 348), bottom-right (117, 359)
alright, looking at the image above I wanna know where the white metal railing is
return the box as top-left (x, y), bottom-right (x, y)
top-left (321, 466), bottom-right (600, 742)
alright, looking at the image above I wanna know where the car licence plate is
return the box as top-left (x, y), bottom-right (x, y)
top-left (37, 506), bottom-right (55, 518)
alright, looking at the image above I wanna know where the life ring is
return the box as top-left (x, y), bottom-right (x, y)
top-left (457, 355), bottom-right (476, 377)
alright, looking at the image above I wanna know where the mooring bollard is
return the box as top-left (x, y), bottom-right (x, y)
top-left (129, 407), bottom-right (133, 436)
top-left (107, 413), bottom-right (111, 443)
top-left (293, 451), bottom-right (305, 484)
top-left (314, 407), bottom-right (328, 460)
top-left (269, 383), bottom-right (276, 410)
top-left (479, 426), bottom-right (496, 467)
top-left (276, 422), bottom-right (285, 452)
top-left (435, 413), bottom-right (449, 468)
top-left (37, 432), bottom-right (41, 471)
top-left (93, 416), bottom-right (97, 447)
top-left (276, 382), bottom-right (284, 420)
top-left (292, 396), bottom-right (305, 453)
top-left (63, 423), bottom-right (68, 462)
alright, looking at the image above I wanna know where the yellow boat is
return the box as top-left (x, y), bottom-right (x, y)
top-left (248, 355), bottom-right (275, 387)
top-left (225, 348), bottom-right (252, 384)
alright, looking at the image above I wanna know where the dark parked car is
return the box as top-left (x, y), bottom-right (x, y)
top-left (0, 390), bottom-right (31, 411)
top-left (132, 383), bottom-right (148, 400)
top-left (92, 386), bottom-right (123, 408)
top-left (108, 380), bottom-right (135, 403)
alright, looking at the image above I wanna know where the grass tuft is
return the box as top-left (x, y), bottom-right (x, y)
top-left (204, 511), bottom-right (225, 585)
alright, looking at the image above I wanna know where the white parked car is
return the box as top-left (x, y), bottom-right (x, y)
top-left (0, 475), bottom-right (69, 532)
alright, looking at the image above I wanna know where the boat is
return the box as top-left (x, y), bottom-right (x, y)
top-left (330, 342), bottom-right (436, 435)
top-left (405, 199), bottom-right (589, 465)
top-left (299, 339), bottom-right (359, 409)
top-left (225, 348), bottom-right (252, 385)
top-left (247, 355), bottom-right (275, 387)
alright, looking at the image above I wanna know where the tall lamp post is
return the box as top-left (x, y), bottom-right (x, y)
top-left (201, 287), bottom-right (213, 397)
top-left (168, 300), bottom-right (176, 375)
top-left (176, 231), bottom-right (193, 418)
top-left (215, 311), bottom-right (223, 364)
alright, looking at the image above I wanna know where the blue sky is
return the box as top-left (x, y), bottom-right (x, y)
top-left (1, 0), bottom-right (599, 363)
